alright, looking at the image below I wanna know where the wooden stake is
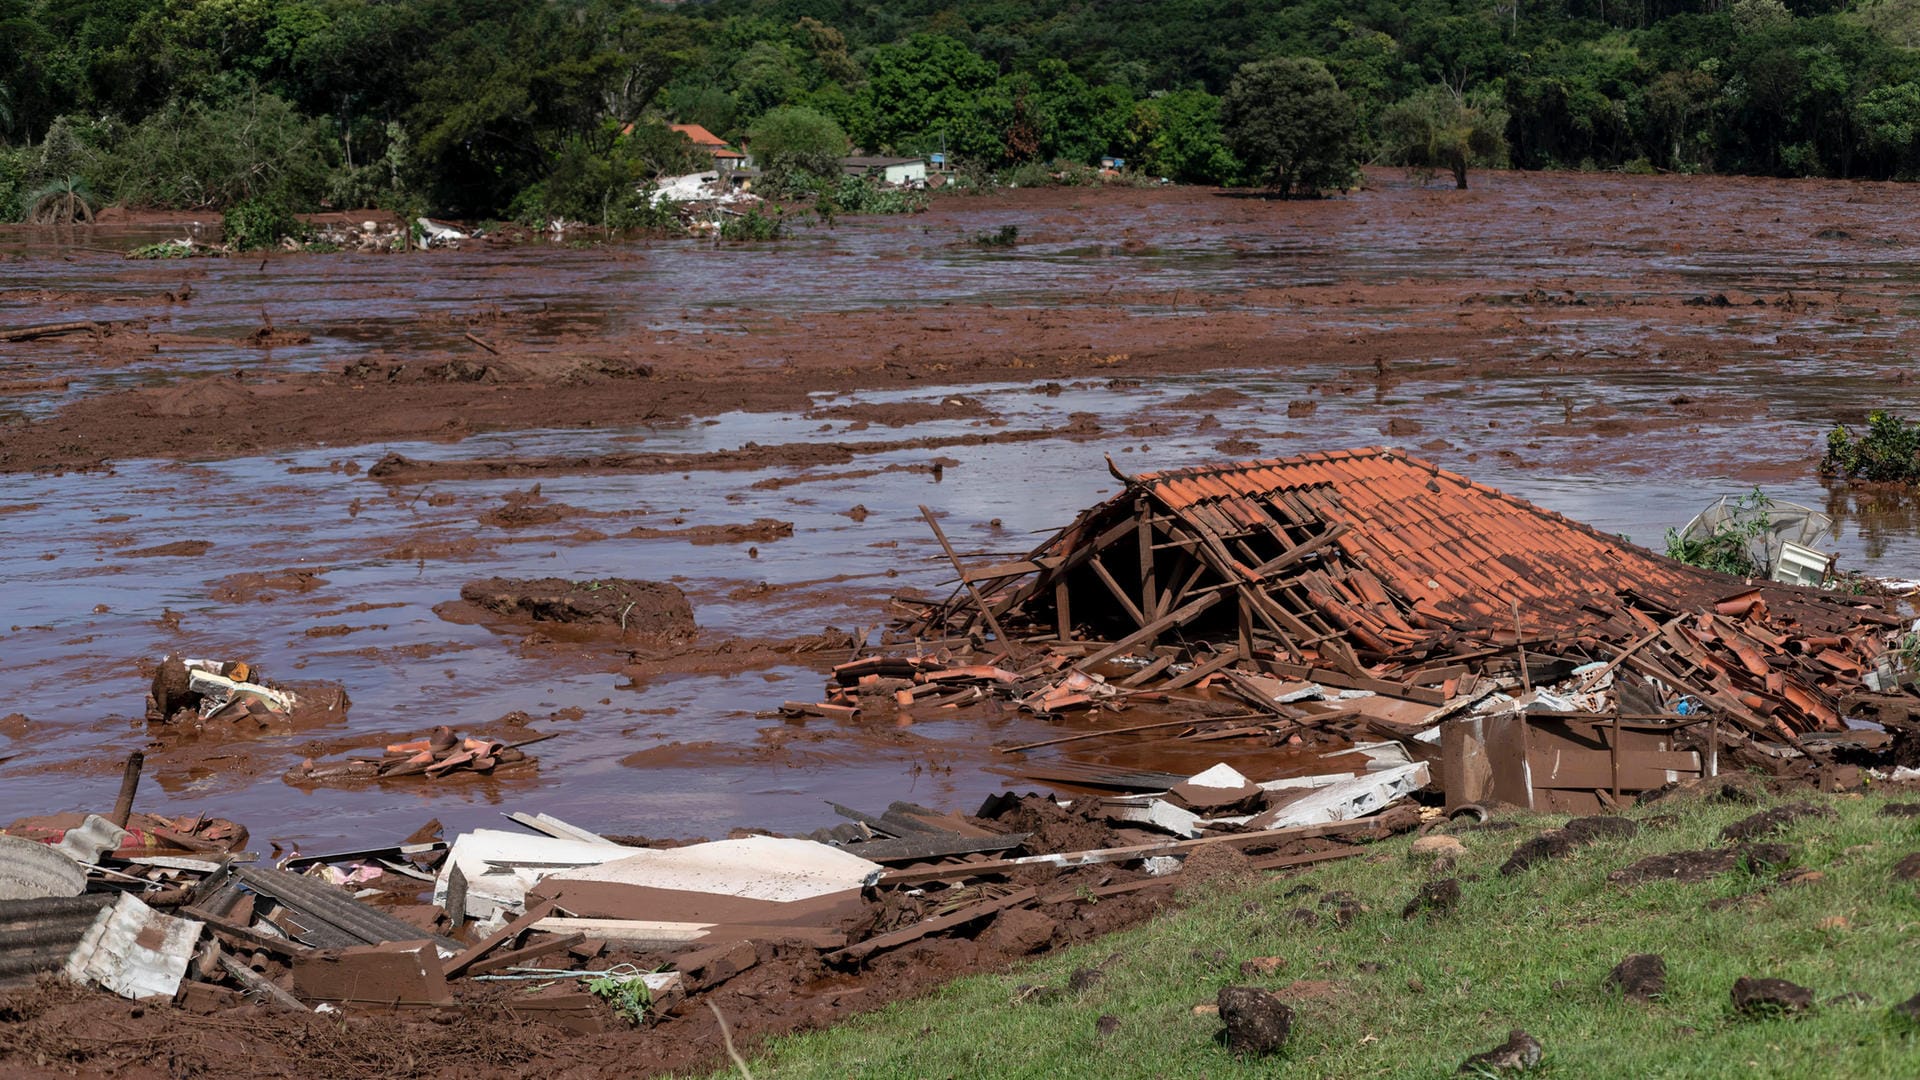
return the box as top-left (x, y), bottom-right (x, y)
top-left (920, 505), bottom-right (1013, 647)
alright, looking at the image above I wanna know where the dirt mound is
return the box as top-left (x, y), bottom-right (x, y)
top-left (457, 577), bottom-right (694, 637)
top-left (139, 377), bottom-right (259, 419)
top-left (210, 567), bottom-right (329, 602)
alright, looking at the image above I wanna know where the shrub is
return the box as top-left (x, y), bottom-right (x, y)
top-left (223, 198), bottom-right (307, 251)
top-left (92, 91), bottom-right (332, 210)
top-left (1822, 411), bottom-right (1920, 483)
top-left (818, 175), bottom-right (927, 217)
top-left (718, 203), bottom-right (785, 241)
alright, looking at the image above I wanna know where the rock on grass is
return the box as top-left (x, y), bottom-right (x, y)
top-left (1732, 976), bottom-right (1814, 1018)
top-left (1217, 985), bottom-right (1293, 1055)
top-left (1458, 1029), bottom-right (1543, 1073)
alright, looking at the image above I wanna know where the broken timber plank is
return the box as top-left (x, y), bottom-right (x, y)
top-left (1072, 591), bottom-right (1222, 673)
top-left (825, 887), bottom-right (1037, 963)
top-left (879, 817), bottom-right (1399, 885)
top-left (443, 900), bottom-right (557, 978)
top-left (920, 505), bottom-right (1015, 647)
top-left (1258, 661), bottom-right (1446, 706)
top-left (466, 932), bottom-right (586, 977)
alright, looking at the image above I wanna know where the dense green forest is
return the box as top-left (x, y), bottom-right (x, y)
top-left (3, 0), bottom-right (1920, 220)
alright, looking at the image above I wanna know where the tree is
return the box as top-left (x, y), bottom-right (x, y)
top-left (1378, 85), bottom-right (1509, 189)
top-left (1219, 57), bottom-right (1359, 196)
top-left (747, 104), bottom-right (846, 182)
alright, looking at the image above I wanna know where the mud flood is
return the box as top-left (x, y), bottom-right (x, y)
top-left (5, 169), bottom-right (1920, 848)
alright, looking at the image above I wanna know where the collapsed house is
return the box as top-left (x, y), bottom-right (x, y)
top-left (893, 447), bottom-right (1918, 811)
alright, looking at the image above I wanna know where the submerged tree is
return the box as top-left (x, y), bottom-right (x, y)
top-left (747, 105), bottom-right (847, 184)
top-left (1378, 85), bottom-right (1509, 190)
top-left (1219, 57), bottom-right (1358, 196)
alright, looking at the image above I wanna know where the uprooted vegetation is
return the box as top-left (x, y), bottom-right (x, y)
top-left (733, 786), bottom-right (1920, 1078)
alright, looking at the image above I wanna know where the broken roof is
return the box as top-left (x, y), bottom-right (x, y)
top-left (906, 448), bottom-right (1911, 738)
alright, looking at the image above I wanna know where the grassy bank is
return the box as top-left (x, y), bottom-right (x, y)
top-left (719, 786), bottom-right (1920, 1078)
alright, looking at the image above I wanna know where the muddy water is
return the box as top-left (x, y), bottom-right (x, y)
top-left (6, 171), bottom-right (1920, 848)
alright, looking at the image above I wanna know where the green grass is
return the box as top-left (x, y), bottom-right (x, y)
top-left (716, 787), bottom-right (1920, 1078)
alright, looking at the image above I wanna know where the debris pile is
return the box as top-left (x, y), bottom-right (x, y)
top-left (890, 449), bottom-right (1919, 812)
top-left (286, 725), bottom-right (547, 786)
top-left (1, 751), bottom-right (1420, 1033)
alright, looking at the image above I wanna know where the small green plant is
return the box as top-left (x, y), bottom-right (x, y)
top-left (1821, 411), bottom-right (1920, 483)
top-left (718, 204), bottom-right (786, 241)
top-left (1664, 487), bottom-right (1773, 576)
top-left (972, 224), bottom-right (1019, 248)
top-left (223, 197), bottom-right (307, 251)
top-left (584, 967), bottom-right (654, 1025)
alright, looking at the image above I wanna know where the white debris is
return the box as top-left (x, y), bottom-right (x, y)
top-left (65, 894), bottom-right (202, 1000)
top-left (1245, 762), bottom-right (1431, 830)
top-left (544, 835), bottom-right (883, 902)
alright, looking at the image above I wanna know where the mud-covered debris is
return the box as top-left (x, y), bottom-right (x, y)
top-left (1892, 853), bottom-right (1920, 881)
top-left (145, 656), bottom-right (299, 723)
top-left (459, 576), bottom-right (694, 637)
top-left (1499, 815), bottom-right (1635, 877)
top-left (1879, 803), bottom-right (1920, 817)
top-left (1458, 1029), bottom-right (1543, 1073)
top-left (1892, 991), bottom-right (1920, 1027)
top-left (1401, 878), bottom-right (1461, 919)
top-left (1719, 802), bottom-right (1835, 842)
top-left (1605, 954), bottom-right (1666, 1002)
top-left (980, 907), bottom-right (1058, 955)
top-left (288, 725), bottom-right (541, 785)
top-left (1733, 976), bottom-right (1814, 1018)
top-left (1217, 985), bottom-right (1293, 1055)
top-left (1608, 843), bottom-right (1794, 887)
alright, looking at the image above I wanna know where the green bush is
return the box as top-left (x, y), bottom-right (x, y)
top-left (818, 175), bottom-right (927, 217)
top-left (718, 204), bottom-right (786, 241)
top-left (90, 91), bottom-right (332, 210)
top-left (223, 198), bottom-right (307, 251)
top-left (1822, 410), bottom-right (1920, 483)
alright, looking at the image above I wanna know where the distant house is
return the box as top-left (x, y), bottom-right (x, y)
top-left (840, 155), bottom-right (928, 186)
top-left (671, 124), bottom-right (747, 168)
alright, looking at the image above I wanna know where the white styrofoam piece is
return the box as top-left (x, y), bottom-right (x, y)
top-left (545, 836), bottom-right (883, 902)
top-left (64, 893), bottom-right (202, 1000)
